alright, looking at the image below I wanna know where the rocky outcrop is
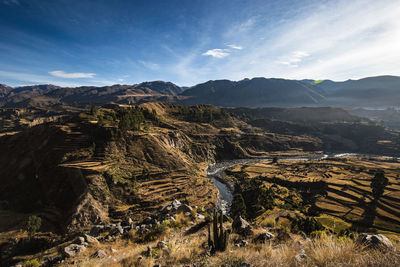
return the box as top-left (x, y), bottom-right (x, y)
top-left (63, 244), bottom-right (86, 257)
top-left (254, 232), bottom-right (275, 243)
top-left (232, 216), bottom-right (253, 236)
top-left (356, 233), bottom-right (394, 250)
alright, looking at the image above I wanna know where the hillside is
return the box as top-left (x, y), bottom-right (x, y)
top-left (316, 76), bottom-right (400, 107)
top-left (0, 103), bottom-right (400, 266)
top-left (180, 78), bottom-right (325, 107)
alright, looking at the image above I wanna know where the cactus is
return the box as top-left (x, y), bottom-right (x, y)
top-left (207, 210), bottom-right (229, 253)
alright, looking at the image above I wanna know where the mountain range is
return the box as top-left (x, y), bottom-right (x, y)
top-left (1, 75), bottom-right (399, 108)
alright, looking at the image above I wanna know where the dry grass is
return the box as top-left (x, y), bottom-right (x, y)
top-left (57, 223), bottom-right (400, 267)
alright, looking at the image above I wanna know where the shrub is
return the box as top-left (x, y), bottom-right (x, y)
top-left (261, 218), bottom-right (276, 228)
top-left (23, 259), bottom-right (40, 267)
top-left (219, 256), bottom-right (247, 267)
top-left (26, 215), bottom-right (41, 238)
top-left (371, 169), bottom-right (388, 200)
top-left (230, 193), bottom-right (247, 219)
top-left (310, 230), bottom-right (329, 238)
top-left (136, 223), bottom-right (168, 243)
top-left (291, 216), bottom-right (324, 235)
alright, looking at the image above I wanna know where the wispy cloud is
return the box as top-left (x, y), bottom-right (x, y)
top-left (276, 51), bottom-right (310, 67)
top-left (139, 60), bottom-right (160, 70)
top-left (226, 44), bottom-right (243, 50)
top-left (49, 70), bottom-right (96, 79)
top-left (185, 0), bottom-right (400, 83)
top-left (202, 48), bottom-right (230, 58)
top-left (202, 44), bottom-right (244, 59)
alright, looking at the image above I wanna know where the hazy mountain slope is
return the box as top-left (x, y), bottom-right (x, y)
top-left (316, 75), bottom-right (400, 107)
top-left (180, 77), bottom-right (325, 107)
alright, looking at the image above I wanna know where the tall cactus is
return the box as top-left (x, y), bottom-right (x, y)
top-left (208, 210), bottom-right (229, 253)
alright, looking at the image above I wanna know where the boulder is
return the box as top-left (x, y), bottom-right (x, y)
top-left (116, 224), bottom-right (124, 235)
top-left (92, 249), bottom-right (107, 258)
top-left (90, 225), bottom-right (104, 236)
top-left (156, 241), bottom-right (168, 250)
top-left (232, 216), bottom-right (253, 236)
top-left (172, 199), bottom-right (182, 209)
top-left (64, 244), bottom-right (86, 257)
top-left (177, 204), bottom-right (193, 214)
top-left (84, 234), bottom-right (99, 245)
top-left (254, 232), bottom-right (275, 243)
top-left (122, 217), bottom-right (133, 226)
top-left (160, 204), bottom-right (173, 213)
top-left (294, 253), bottom-right (307, 262)
top-left (235, 239), bottom-right (249, 247)
top-left (144, 245), bottom-right (152, 257)
top-left (77, 236), bottom-right (86, 245)
top-left (357, 233), bottom-right (394, 250)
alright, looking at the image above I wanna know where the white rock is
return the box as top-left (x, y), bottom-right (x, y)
top-left (64, 244), bottom-right (86, 257)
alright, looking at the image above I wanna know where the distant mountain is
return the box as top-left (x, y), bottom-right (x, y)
top-left (315, 75), bottom-right (400, 107)
top-left (0, 84), bottom-right (12, 98)
top-left (1, 75), bottom-right (399, 108)
top-left (0, 81), bottom-right (184, 107)
top-left (180, 75), bottom-right (400, 108)
top-left (180, 77), bottom-right (325, 107)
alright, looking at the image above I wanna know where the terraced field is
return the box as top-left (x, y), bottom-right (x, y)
top-left (227, 156), bottom-right (400, 234)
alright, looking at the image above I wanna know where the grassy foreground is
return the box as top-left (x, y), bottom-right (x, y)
top-left (59, 223), bottom-right (400, 267)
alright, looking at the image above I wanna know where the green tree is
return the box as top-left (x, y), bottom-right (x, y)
top-left (97, 114), bottom-right (105, 126)
top-left (90, 104), bottom-right (98, 116)
top-left (371, 169), bottom-right (388, 200)
top-left (230, 193), bottom-right (247, 219)
top-left (26, 215), bottom-right (41, 238)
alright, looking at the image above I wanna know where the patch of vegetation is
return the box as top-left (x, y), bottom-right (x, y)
top-left (313, 80), bottom-right (324, 84)
top-left (174, 105), bottom-right (230, 124)
top-left (25, 215), bottom-right (41, 238)
top-left (23, 259), bottom-right (40, 267)
top-left (230, 193), bottom-right (247, 219)
top-left (291, 216), bottom-right (325, 235)
top-left (315, 214), bottom-right (351, 233)
top-left (371, 169), bottom-right (388, 200)
top-left (135, 222), bottom-right (168, 243)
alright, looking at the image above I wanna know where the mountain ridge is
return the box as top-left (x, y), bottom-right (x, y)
top-left (1, 75), bottom-right (399, 108)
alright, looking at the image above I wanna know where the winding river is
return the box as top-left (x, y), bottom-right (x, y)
top-left (206, 153), bottom-right (399, 213)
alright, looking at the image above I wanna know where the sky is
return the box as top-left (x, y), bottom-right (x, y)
top-left (0, 0), bottom-right (400, 87)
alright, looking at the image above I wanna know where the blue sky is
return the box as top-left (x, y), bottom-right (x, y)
top-left (0, 0), bottom-right (400, 87)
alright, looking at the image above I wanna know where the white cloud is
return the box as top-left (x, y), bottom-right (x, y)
top-left (139, 60), bottom-right (160, 70)
top-left (202, 48), bottom-right (230, 58)
top-left (202, 44), bottom-right (244, 59)
top-left (276, 51), bottom-right (310, 67)
top-left (226, 44), bottom-right (243, 50)
top-left (49, 70), bottom-right (95, 79)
